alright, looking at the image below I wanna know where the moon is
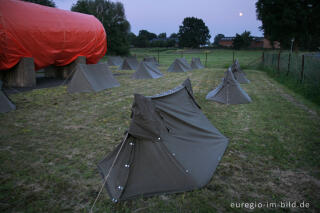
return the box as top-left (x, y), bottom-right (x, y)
top-left (239, 12), bottom-right (243, 17)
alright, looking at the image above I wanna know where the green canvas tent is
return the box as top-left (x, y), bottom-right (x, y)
top-left (167, 58), bottom-right (192, 72)
top-left (67, 63), bottom-right (120, 93)
top-left (119, 56), bottom-right (139, 70)
top-left (98, 79), bottom-right (228, 202)
top-left (231, 59), bottom-right (250, 84)
top-left (206, 68), bottom-right (252, 104)
top-left (132, 62), bottom-right (163, 79)
top-left (190, 57), bottom-right (204, 69)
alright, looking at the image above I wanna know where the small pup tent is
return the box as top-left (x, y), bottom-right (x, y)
top-left (0, 80), bottom-right (16, 113)
top-left (231, 60), bottom-right (250, 84)
top-left (191, 58), bottom-right (204, 69)
top-left (119, 57), bottom-right (139, 70)
top-left (0, 0), bottom-right (107, 71)
top-left (67, 63), bottom-right (120, 93)
top-left (206, 68), bottom-right (252, 104)
top-left (132, 62), bottom-right (163, 79)
top-left (167, 58), bottom-right (192, 72)
top-left (107, 56), bottom-right (123, 67)
top-left (98, 79), bottom-right (228, 201)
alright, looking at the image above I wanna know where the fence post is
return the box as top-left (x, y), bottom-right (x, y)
top-left (277, 51), bottom-right (281, 72)
top-left (157, 48), bottom-right (160, 64)
top-left (300, 54), bottom-right (304, 83)
top-left (232, 51), bottom-right (235, 62)
top-left (271, 53), bottom-right (274, 71)
top-left (286, 53), bottom-right (291, 76)
top-left (262, 52), bottom-right (264, 66)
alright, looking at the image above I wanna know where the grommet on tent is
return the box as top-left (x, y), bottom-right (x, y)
top-left (157, 137), bottom-right (161, 141)
top-left (172, 153), bottom-right (176, 156)
top-left (111, 198), bottom-right (118, 203)
top-left (185, 169), bottom-right (189, 173)
top-left (117, 186), bottom-right (123, 190)
top-left (129, 142), bottom-right (134, 146)
top-left (124, 164), bottom-right (130, 168)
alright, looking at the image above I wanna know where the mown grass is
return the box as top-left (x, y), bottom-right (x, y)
top-left (1, 50), bottom-right (320, 212)
top-left (128, 48), bottom-right (263, 68)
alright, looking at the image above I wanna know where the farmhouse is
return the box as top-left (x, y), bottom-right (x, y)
top-left (218, 37), bottom-right (280, 49)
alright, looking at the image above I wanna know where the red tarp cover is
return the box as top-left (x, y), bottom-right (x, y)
top-left (0, 0), bottom-right (107, 71)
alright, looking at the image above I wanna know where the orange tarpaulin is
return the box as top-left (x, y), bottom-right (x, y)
top-left (0, 0), bottom-right (107, 71)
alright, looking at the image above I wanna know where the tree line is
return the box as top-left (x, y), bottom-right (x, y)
top-left (128, 17), bottom-right (211, 49)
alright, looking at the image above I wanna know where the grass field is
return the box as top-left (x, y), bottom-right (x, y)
top-left (1, 50), bottom-right (320, 212)
top-left (129, 48), bottom-right (264, 69)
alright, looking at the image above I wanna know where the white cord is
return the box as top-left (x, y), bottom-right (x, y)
top-left (90, 132), bottom-right (129, 213)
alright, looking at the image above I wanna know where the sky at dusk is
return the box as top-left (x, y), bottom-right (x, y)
top-left (54, 0), bottom-right (263, 40)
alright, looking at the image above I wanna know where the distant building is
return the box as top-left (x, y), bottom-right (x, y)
top-left (218, 37), bottom-right (234, 47)
top-left (218, 37), bottom-right (280, 49)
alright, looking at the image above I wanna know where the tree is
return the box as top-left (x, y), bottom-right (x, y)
top-left (256, 0), bottom-right (320, 50)
top-left (169, 33), bottom-right (178, 39)
top-left (233, 31), bottom-right (252, 50)
top-left (72, 0), bottom-right (130, 55)
top-left (138, 30), bottom-right (157, 41)
top-left (213, 34), bottom-right (225, 45)
top-left (23, 0), bottom-right (55, 7)
top-left (134, 30), bottom-right (157, 47)
top-left (128, 32), bottom-right (136, 47)
top-left (158, 33), bottom-right (167, 40)
top-left (178, 17), bottom-right (211, 48)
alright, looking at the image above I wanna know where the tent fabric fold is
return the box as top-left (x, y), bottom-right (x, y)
top-left (98, 78), bottom-right (228, 201)
top-left (132, 62), bottom-right (163, 79)
top-left (206, 68), bottom-right (252, 104)
top-left (167, 58), bottom-right (192, 72)
top-left (0, 80), bottom-right (16, 113)
top-left (67, 63), bottom-right (120, 93)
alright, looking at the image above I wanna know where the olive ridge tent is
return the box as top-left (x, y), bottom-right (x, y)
top-left (167, 58), bottom-right (192, 72)
top-left (107, 56), bottom-right (123, 67)
top-left (231, 60), bottom-right (250, 84)
top-left (67, 63), bottom-right (120, 93)
top-left (206, 68), bottom-right (252, 104)
top-left (98, 79), bottom-right (228, 202)
top-left (191, 58), bottom-right (204, 69)
top-left (119, 57), bottom-right (139, 70)
top-left (132, 62), bottom-right (163, 79)
top-left (0, 80), bottom-right (16, 113)
top-left (143, 57), bottom-right (159, 66)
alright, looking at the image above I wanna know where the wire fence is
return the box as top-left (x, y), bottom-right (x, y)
top-left (262, 52), bottom-right (320, 86)
top-left (131, 48), bottom-right (263, 69)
